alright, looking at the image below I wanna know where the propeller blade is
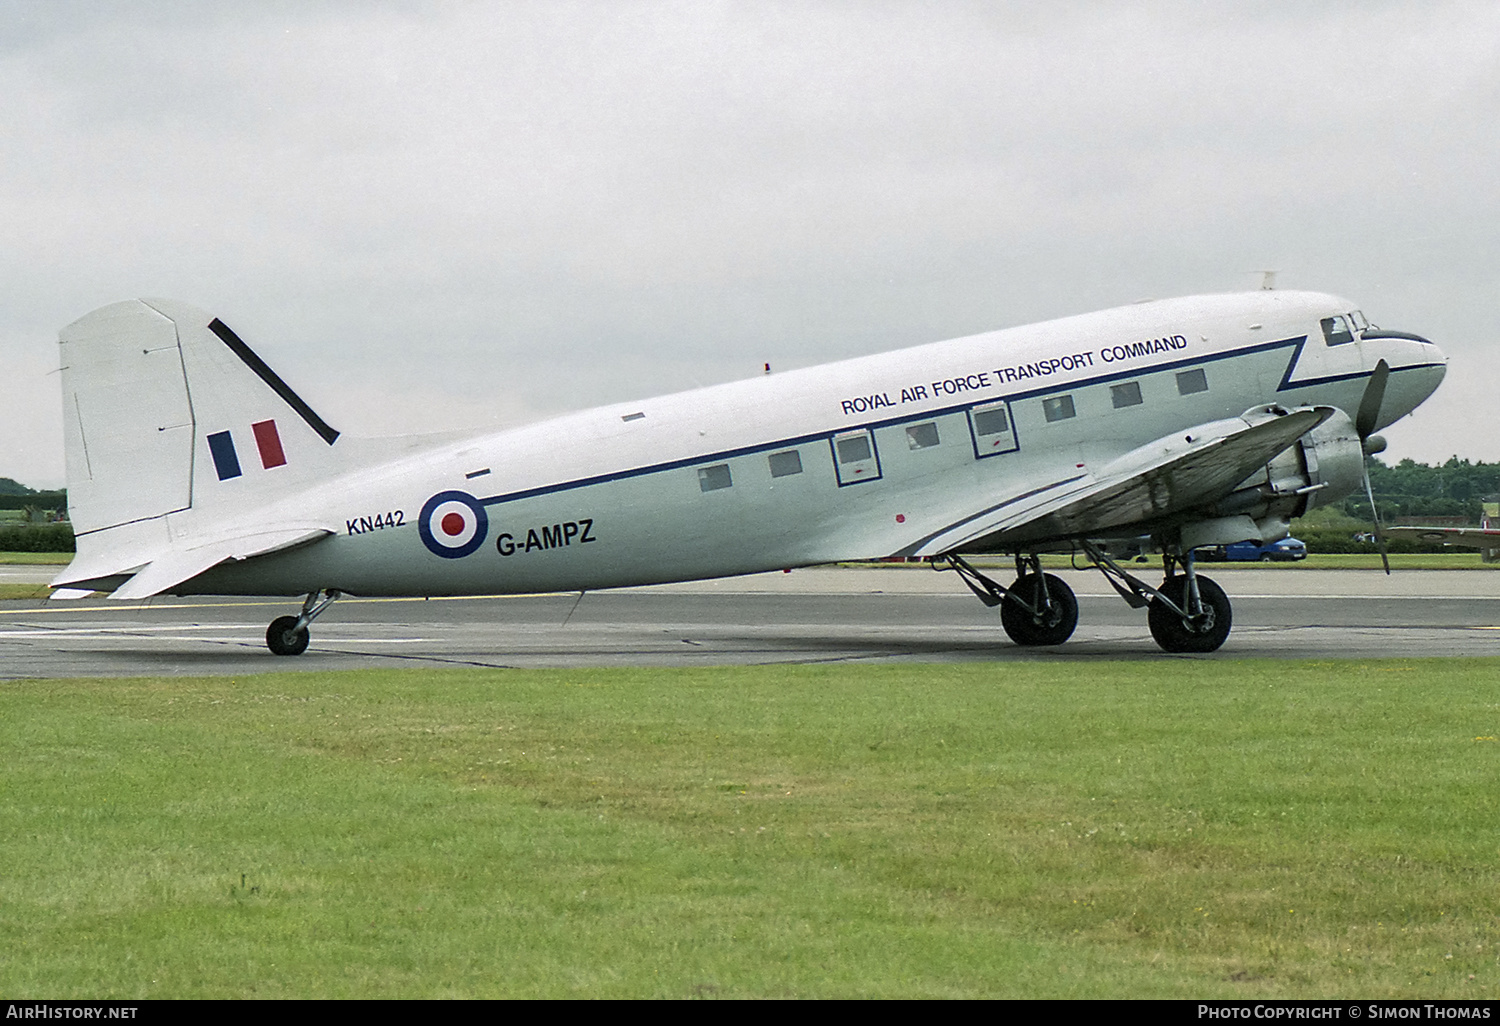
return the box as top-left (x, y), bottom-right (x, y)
top-left (1355, 358), bottom-right (1391, 441)
top-left (1362, 462), bottom-right (1391, 575)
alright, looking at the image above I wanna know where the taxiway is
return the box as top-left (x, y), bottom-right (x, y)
top-left (1, 566), bottom-right (1496, 678)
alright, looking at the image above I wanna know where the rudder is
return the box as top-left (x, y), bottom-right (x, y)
top-left (60, 300), bottom-right (195, 534)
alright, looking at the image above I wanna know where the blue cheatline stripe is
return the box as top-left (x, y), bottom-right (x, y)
top-left (472, 335), bottom-right (1312, 510)
top-left (207, 430), bottom-right (242, 480)
top-left (469, 336), bottom-right (1442, 513)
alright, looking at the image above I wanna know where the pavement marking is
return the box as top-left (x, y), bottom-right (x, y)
top-left (13, 594), bottom-right (544, 614)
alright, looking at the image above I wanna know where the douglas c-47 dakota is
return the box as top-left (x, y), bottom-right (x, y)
top-left (50, 290), bottom-right (1446, 654)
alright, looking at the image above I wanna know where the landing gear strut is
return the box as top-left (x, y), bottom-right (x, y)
top-left (1001, 554), bottom-right (1079, 646)
top-left (1078, 542), bottom-right (1232, 653)
top-left (1146, 554), bottom-right (1232, 653)
top-left (936, 553), bottom-right (1078, 646)
top-left (939, 544), bottom-right (1235, 654)
top-left (266, 589), bottom-right (340, 656)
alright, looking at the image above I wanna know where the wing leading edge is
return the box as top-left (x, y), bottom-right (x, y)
top-left (898, 406), bottom-right (1333, 557)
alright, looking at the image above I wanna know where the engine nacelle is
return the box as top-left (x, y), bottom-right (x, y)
top-left (1209, 407), bottom-right (1365, 523)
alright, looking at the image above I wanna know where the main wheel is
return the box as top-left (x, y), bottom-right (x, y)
top-left (266, 615), bottom-right (310, 656)
top-left (1147, 575), bottom-right (1232, 653)
top-left (1000, 572), bottom-right (1079, 646)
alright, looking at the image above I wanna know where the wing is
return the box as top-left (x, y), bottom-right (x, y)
top-left (898, 406), bottom-right (1333, 557)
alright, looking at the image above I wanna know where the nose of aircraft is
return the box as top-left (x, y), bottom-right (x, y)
top-left (1362, 329), bottom-right (1447, 430)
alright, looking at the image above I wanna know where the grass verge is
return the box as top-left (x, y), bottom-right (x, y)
top-left (2, 661), bottom-right (1499, 998)
top-left (0, 551), bottom-right (72, 564)
top-left (0, 584), bottom-right (55, 600)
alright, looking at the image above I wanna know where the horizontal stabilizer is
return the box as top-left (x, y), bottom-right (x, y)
top-left (85, 527), bottom-right (332, 600)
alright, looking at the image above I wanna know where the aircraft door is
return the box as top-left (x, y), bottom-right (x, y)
top-left (831, 429), bottom-right (882, 485)
top-left (968, 400), bottom-right (1020, 459)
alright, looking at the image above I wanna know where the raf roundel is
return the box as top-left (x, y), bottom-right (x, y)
top-left (418, 490), bottom-right (489, 558)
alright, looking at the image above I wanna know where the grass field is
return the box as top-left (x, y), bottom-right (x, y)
top-left (0, 552), bottom-right (72, 564)
top-left (0, 552), bottom-right (68, 599)
top-left (2, 660), bottom-right (1498, 998)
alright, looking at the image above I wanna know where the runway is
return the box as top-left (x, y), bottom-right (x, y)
top-left (2, 565), bottom-right (1497, 678)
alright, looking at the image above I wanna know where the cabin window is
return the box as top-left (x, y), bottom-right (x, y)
top-left (972, 406), bottom-right (1009, 437)
top-left (698, 464), bottom-right (733, 492)
top-left (836, 435), bottom-right (872, 463)
top-left (831, 430), bottom-right (881, 485)
top-left (1176, 369), bottom-right (1208, 395)
top-left (1321, 316), bottom-right (1353, 347)
top-left (768, 449), bottom-right (803, 478)
top-left (1111, 381), bottom-right (1143, 408)
top-left (1042, 395), bottom-right (1076, 422)
top-left (906, 422), bottom-right (940, 449)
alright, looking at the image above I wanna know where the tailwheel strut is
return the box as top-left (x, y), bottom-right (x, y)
top-left (266, 589), bottom-right (341, 656)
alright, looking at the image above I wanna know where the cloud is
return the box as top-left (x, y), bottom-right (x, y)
top-left (2, 1), bottom-right (1496, 486)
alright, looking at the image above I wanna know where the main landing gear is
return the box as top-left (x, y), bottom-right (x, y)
top-left (939, 546), bottom-right (1234, 654)
top-left (266, 589), bottom-right (340, 656)
top-left (1146, 572), bottom-right (1232, 653)
top-left (1077, 542), bottom-right (1233, 653)
top-left (938, 553), bottom-right (1079, 646)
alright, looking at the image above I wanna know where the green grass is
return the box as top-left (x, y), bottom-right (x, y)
top-left (0, 551), bottom-right (72, 564)
top-left (0, 553), bottom-right (70, 599)
top-left (3, 661), bottom-right (1499, 998)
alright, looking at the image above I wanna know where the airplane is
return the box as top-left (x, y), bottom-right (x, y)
top-left (49, 290), bottom-right (1447, 654)
top-left (1383, 514), bottom-right (1500, 562)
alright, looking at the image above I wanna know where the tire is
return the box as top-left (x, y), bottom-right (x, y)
top-left (266, 615), bottom-right (310, 656)
top-left (1147, 575), bottom-right (1232, 653)
top-left (1260, 553), bottom-right (1273, 562)
top-left (1000, 573), bottom-right (1079, 646)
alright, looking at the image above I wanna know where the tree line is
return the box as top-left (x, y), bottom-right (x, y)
top-left (1345, 457), bottom-right (1500, 522)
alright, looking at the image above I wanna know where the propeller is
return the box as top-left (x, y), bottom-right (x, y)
top-left (1354, 359), bottom-right (1391, 574)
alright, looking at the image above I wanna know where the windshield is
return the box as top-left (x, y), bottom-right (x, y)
top-left (1320, 315), bottom-right (1354, 346)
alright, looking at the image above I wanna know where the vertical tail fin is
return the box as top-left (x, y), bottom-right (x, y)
top-left (58, 299), bottom-right (343, 587)
top-left (60, 300), bottom-right (195, 534)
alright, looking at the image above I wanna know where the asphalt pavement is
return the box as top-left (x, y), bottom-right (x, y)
top-left (2, 566), bottom-right (1496, 678)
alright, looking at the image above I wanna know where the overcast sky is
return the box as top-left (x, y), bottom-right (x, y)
top-left (2, 1), bottom-right (1496, 489)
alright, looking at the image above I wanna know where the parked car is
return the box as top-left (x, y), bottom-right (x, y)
top-left (1202, 538), bottom-right (1308, 562)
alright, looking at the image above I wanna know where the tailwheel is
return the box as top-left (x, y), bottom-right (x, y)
top-left (1147, 575), bottom-right (1232, 653)
top-left (264, 589), bottom-right (340, 656)
top-left (1000, 572), bottom-right (1079, 646)
top-left (266, 615), bottom-right (310, 656)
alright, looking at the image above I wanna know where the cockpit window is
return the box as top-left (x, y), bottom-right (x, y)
top-left (1321, 315), bottom-right (1353, 346)
top-left (1348, 310), bottom-right (1369, 333)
